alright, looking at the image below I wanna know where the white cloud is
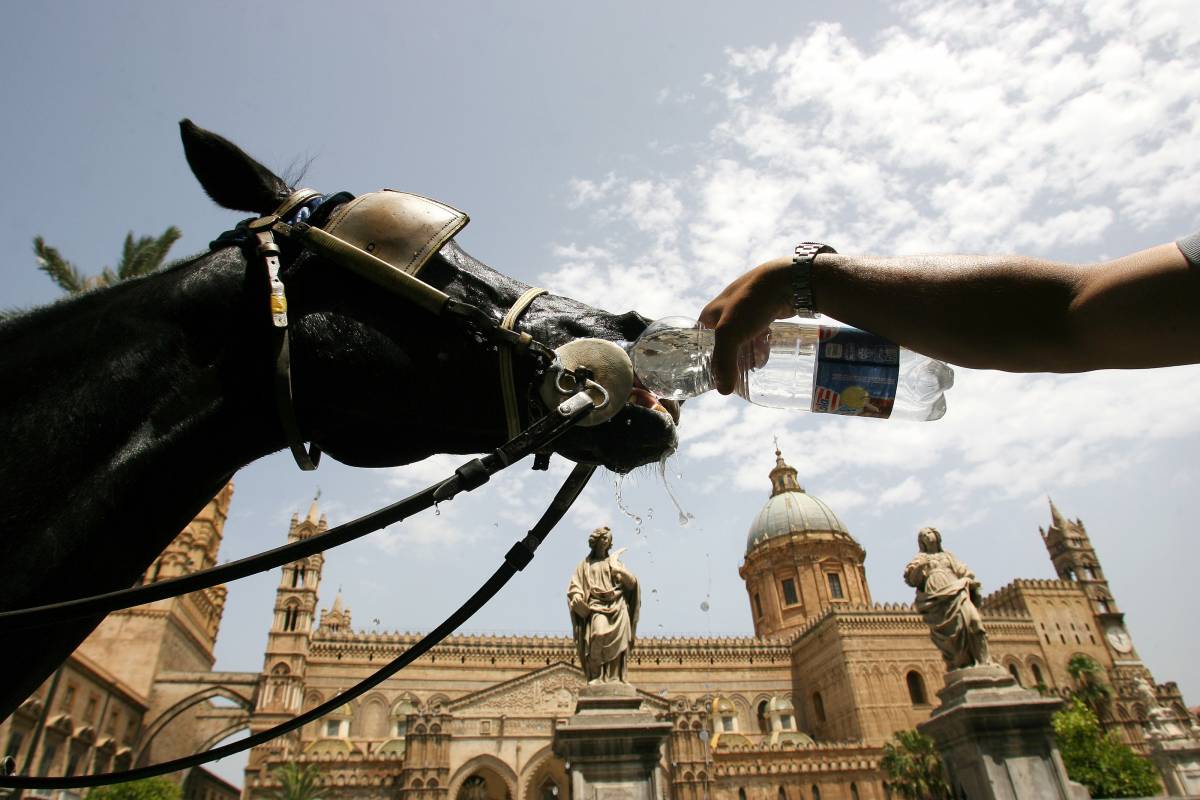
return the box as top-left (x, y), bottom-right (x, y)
top-left (880, 477), bottom-right (925, 507)
top-left (543, 0), bottom-right (1200, 524)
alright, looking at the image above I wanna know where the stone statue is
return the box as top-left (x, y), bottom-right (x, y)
top-left (568, 526), bottom-right (640, 684)
top-left (904, 527), bottom-right (991, 670)
top-left (1135, 676), bottom-right (1161, 710)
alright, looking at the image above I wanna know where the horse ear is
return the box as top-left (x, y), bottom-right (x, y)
top-left (179, 119), bottom-right (290, 215)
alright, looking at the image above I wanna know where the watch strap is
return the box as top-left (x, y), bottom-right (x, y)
top-left (792, 241), bottom-right (837, 318)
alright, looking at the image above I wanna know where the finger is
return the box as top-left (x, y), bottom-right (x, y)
top-left (698, 298), bottom-right (724, 329)
top-left (711, 322), bottom-right (742, 395)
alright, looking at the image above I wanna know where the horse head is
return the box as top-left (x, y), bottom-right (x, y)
top-left (180, 120), bottom-right (680, 474)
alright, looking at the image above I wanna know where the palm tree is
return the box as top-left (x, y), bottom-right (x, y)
top-left (33, 226), bottom-right (182, 294)
top-left (269, 762), bottom-right (323, 800)
top-left (1067, 654), bottom-right (1114, 730)
top-left (880, 729), bottom-right (952, 799)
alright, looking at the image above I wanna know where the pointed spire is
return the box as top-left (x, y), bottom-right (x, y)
top-left (1048, 497), bottom-right (1066, 529)
top-left (307, 489), bottom-right (322, 525)
top-left (331, 591), bottom-right (344, 614)
top-left (768, 439), bottom-right (803, 497)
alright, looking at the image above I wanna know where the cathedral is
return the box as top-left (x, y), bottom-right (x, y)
top-left (238, 449), bottom-right (1195, 800)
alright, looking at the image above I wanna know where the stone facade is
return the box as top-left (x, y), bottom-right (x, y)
top-left (1, 484), bottom-right (249, 800)
top-left (6, 449), bottom-right (1192, 799)
top-left (238, 449), bottom-right (1196, 800)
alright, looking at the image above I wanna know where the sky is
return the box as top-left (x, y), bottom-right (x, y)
top-left (2, 0), bottom-right (1198, 788)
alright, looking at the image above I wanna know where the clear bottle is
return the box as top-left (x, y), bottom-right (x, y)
top-left (629, 317), bottom-right (954, 421)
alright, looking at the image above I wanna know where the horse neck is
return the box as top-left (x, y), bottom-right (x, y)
top-left (0, 249), bottom-right (277, 606)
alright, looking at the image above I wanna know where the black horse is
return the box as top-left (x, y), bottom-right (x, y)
top-left (0, 121), bottom-right (679, 722)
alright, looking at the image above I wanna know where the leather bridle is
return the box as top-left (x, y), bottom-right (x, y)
top-left (0, 188), bottom-right (616, 790)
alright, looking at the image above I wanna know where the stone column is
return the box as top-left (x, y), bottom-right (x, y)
top-left (553, 684), bottom-right (672, 800)
top-left (917, 664), bottom-right (1090, 800)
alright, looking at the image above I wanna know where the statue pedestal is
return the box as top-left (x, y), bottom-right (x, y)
top-left (1144, 711), bottom-right (1200, 796)
top-left (553, 683), bottom-right (672, 800)
top-left (918, 664), bottom-right (1090, 800)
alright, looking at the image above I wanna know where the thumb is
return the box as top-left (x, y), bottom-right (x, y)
top-left (711, 325), bottom-right (742, 395)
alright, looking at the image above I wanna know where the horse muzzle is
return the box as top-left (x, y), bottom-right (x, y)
top-left (540, 338), bottom-right (679, 428)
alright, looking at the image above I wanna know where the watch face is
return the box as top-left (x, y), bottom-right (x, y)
top-left (1106, 625), bottom-right (1132, 653)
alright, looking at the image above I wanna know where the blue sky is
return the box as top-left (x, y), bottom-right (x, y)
top-left (3, 0), bottom-right (1198, 787)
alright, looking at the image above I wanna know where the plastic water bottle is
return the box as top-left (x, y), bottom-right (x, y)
top-left (629, 317), bottom-right (954, 421)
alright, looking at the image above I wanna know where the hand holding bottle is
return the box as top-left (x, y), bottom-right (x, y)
top-left (698, 257), bottom-right (796, 394)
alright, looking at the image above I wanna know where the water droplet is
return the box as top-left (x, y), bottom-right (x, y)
top-left (657, 458), bottom-right (695, 527)
top-left (700, 601), bottom-right (710, 612)
top-left (613, 474), bottom-right (643, 537)
top-left (434, 503), bottom-right (441, 516)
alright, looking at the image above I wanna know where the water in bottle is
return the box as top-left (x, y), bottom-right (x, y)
top-left (629, 317), bottom-right (954, 421)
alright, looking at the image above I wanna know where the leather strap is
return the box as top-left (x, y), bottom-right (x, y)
top-left (252, 189), bottom-right (327, 471)
top-left (499, 287), bottom-right (547, 439)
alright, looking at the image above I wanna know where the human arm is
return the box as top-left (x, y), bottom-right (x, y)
top-left (699, 238), bottom-right (1200, 392)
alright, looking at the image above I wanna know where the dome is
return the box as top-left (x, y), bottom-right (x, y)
top-left (746, 448), bottom-right (849, 553)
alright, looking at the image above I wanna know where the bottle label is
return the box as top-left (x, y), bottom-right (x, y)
top-left (812, 326), bottom-right (899, 418)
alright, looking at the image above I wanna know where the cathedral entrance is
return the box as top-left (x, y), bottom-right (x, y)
top-left (457, 769), bottom-right (511, 800)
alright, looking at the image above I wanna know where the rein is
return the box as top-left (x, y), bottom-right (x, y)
top-left (0, 189), bottom-right (612, 789)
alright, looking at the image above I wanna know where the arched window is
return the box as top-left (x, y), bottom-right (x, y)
top-left (778, 787), bottom-right (787, 800)
top-left (850, 784), bottom-right (859, 800)
top-left (1031, 663), bottom-right (1045, 687)
top-left (811, 786), bottom-right (821, 800)
top-left (906, 671), bottom-right (928, 706)
top-left (1008, 664), bottom-right (1022, 686)
top-left (738, 789), bottom-right (747, 800)
top-left (393, 697), bottom-right (416, 738)
top-left (292, 566), bottom-right (306, 587)
top-left (283, 602), bottom-right (299, 632)
top-left (1084, 565), bottom-right (1096, 580)
top-left (540, 779), bottom-right (560, 800)
top-left (757, 701), bottom-right (770, 734)
top-left (812, 692), bottom-right (826, 724)
top-left (1098, 599), bottom-right (1111, 614)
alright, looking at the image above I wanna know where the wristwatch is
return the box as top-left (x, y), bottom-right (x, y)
top-left (792, 242), bottom-right (837, 318)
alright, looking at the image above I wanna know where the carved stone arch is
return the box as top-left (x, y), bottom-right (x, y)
top-left (1133, 702), bottom-right (1147, 720)
top-left (426, 693), bottom-right (450, 713)
top-left (1116, 704), bottom-right (1131, 721)
top-left (752, 693), bottom-right (772, 734)
top-left (730, 694), bottom-right (752, 730)
top-left (135, 685), bottom-right (252, 764)
top-left (518, 744), bottom-right (568, 800)
top-left (301, 690), bottom-right (325, 738)
top-left (355, 692), bottom-right (390, 738)
top-left (197, 719), bottom-right (251, 752)
top-left (448, 753), bottom-right (519, 800)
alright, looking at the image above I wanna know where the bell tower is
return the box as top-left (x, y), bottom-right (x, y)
top-left (256, 496), bottom-right (326, 722)
top-left (1040, 499), bottom-right (1136, 660)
